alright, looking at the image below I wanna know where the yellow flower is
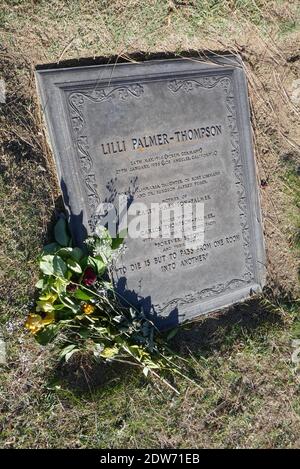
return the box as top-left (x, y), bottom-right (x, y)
top-left (36, 301), bottom-right (55, 313)
top-left (41, 311), bottom-right (55, 326)
top-left (39, 292), bottom-right (57, 303)
top-left (36, 292), bottom-right (57, 313)
top-left (25, 313), bottom-right (43, 334)
top-left (25, 311), bottom-right (55, 335)
top-left (100, 346), bottom-right (119, 358)
top-left (82, 303), bottom-right (95, 315)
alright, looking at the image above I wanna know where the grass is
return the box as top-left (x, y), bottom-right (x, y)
top-left (0, 0), bottom-right (300, 449)
top-left (1, 301), bottom-right (299, 448)
top-left (282, 166), bottom-right (300, 253)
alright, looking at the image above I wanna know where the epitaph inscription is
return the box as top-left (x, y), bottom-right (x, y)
top-left (36, 57), bottom-right (265, 329)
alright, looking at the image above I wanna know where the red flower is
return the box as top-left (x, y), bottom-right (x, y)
top-left (66, 282), bottom-right (78, 293)
top-left (82, 266), bottom-right (97, 286)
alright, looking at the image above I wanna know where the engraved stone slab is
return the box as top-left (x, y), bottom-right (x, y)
top-left (36, 56), bottom-right (265, 329)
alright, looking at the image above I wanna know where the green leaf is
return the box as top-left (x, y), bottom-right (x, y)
top-left (42, 242), bottom-right (59, 254)
top-left (79, 255), bottom-right (88, 270)
top-left (53, 304), bottom-right (67, 310)
top-left (88, 256), bottom-right (106, 276)
top-left (111, 229), bottom-right (127, 250)
top-left (55, 309), bottom-right (76, 321)
top-left (100, 346), bottom-right (119, 359)
top-left (67, 258), bottom-right (82, 273)
top-left (53, 276), bottom-right (68, 293)
top-left (56, 247), bottom-right (73, 258)
top-left (93, 326), bottom-right (109, 335)
top-left (73, 289), bottom-right (94, 301)
top-left (35, 324), bottom-right (59, 345)
top-left (78, 329), bottom-right (90, 339)
top-left (65, 349), bottom-right (78, 362)
top-left (35, 279), bottom-right (45, 289)
top-left (40, 255), bottom-right (55, 275)
top-left (54, 218), bottom-right (70, 247)
top-left (59, 344), bottom-right (78, 362)
top-left (53, 256), bottom-right (67, 277)
top-left (166, 327), bottom-right (178, 341)
top-left (57, 247), bottom-right (83, 263)
top-left (70, 247), bottom-right (83, 262)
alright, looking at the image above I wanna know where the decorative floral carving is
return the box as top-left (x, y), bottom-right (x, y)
top-left (81, 83), bottom-right (144, 104)
top-left (168, 76), bottom-right (224, 93)
top-left (164, 73), bottom-right (255, 309)
top-left (155, 277), bottom-right (249, 314)
top-left (77, 136), bottom-right (92, 173)
top-left (68, 84), bottom-right (144, 222)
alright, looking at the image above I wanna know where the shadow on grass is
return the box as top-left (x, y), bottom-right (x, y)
top-left (52, 354), bottom-right (142, 395)
top-left (51, 291), bottom-right (294, 395)
top-left (170, 293), bottom-right (289, 357)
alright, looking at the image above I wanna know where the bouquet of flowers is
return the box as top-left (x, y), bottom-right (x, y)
top-left (25, 217), bottom-right (189, 392)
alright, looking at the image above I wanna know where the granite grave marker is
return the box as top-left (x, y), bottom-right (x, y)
top-left (36, 56), bottom-right (265, 329)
